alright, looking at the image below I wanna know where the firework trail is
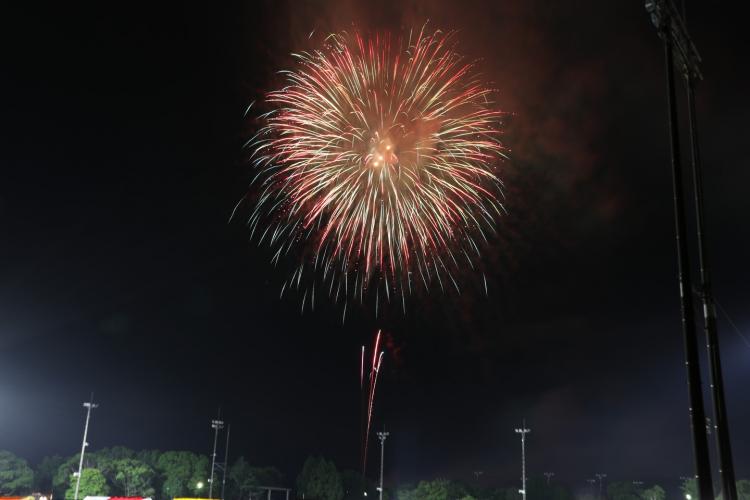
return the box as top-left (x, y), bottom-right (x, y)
top-left (361, 330), bottom-right (384, 474)
top-left (360, 345), bottom-right (365, 388)
top-left (245, 25), bottom-right (507, 311)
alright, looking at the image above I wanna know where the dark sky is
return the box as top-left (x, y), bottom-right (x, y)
top-left (1, 0), bottom-right (748, 494)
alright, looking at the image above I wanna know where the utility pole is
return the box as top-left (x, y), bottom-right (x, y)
top-left (221, 424), bottom-right (231, 500)
top-left (377, 430), bottom-right (389, 500)
top-left (681, 6), bottom-right (738, 500)
top-left (74, 394), bottom-right (98, 500)
top-left (644, 3), bottom-right (715, 499)
top-left (209, 413), bottom-right (225, 499)
top-left (515, 422), bottom-right (530, 500)
top-left (595, 474), bottom-right (607, 500)
top-left (544, 472), bottom-right (555, 485)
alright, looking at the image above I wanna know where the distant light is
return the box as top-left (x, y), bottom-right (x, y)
top-left (363, 493), bottom-right (368, 497)
top-left (197, 481), bottom-right (205, 490)
top-left (686, 495), bottom-right (692, 500)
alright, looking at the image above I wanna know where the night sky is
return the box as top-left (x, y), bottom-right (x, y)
top-left (1, 0), bottom-right (748, 494)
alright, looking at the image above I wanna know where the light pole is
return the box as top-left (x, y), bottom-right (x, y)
top-left (74, 394), bottom-right (98, 500)
top-left (595, 473), bottom-right (607, 500)
top-left (515, 422), bottom-right (530, 500)
top-left (544, 472), bottom-right (555, 485)
top-left (221, 424), bottom-right (231, 500)
top-left (209, 415), bottom-right (225, 499)
top-left (682, 7), bottom-right (738, 498)
top-left (644, 2), bottom-right (720, 499)
top-left (377, 430), bottom-right (389, 500)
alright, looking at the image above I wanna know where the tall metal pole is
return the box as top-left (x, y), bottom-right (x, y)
top-left (684, 50), bottom-right (739, 500)
top-left (74, 394), bottom-right (98, 500)
top-left (644, 3), bottom-right (714, 499)
top-left (663, 35), bottom-right (714, 500)
top-left (595, 474), bottom-right (607, 500)
top-left (515, 422), bottom-right (530, 500)
top-left (221, 424), bottom-right (231, 500)
top-left (377, 430), bottom-right (389, 500)
top-left (209, 414), bottom-right (225, 499)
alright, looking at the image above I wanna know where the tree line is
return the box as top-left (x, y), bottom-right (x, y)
top-left (2, 449), bottom-right (749, 500)
top-left (0, 448), bottom-right (281, 500)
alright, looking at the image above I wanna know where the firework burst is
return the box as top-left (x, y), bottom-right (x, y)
top-left (245, 26), bottom-right (507, 312)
